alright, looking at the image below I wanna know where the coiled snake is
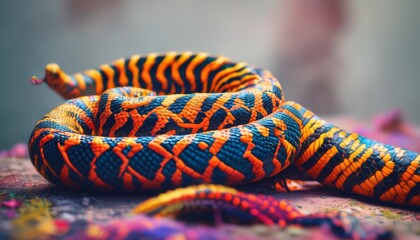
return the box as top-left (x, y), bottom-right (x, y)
top-left (29, 52), bottom-right (419, 208)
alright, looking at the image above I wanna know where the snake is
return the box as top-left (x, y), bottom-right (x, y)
top-left (29, 52), bottom-right (419, 208)
top-left (130, 184), bottom-right (392, 239)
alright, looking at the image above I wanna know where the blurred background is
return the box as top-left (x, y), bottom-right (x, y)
top-left (1, 0), bottom-right (420, 149)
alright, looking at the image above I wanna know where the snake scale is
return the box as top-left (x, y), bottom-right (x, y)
top-left (29, 52), bottom-right (419, 209)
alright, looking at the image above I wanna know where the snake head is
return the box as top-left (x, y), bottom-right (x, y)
top-left (31, 63), bottom-right (62, 85)
top-left (43, 63), bottom-right (63, 85)
top-left (31, 63), bottom-right (78, 99)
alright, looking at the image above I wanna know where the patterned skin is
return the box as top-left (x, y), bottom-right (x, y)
top-left (132, 184), bottom-right (392, 239)
top-left (29, 52), bottom-right (419, 206)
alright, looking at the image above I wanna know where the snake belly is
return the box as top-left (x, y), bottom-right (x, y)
top-left (29, 52), bottom-right (419, 206)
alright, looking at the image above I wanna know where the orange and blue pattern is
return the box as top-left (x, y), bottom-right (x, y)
top-left (29, 52), bottom-right (419, 206)
top-left (132, 184), bottom-right (392, 239)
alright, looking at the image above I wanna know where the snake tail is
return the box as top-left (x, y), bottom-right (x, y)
top-left (132, 184), bottom-right (392, 240)
top-left (292, 102), bottom-right (420, 206)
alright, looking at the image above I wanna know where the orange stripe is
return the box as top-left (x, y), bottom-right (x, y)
top-left (306, 146), bottom-right (338, 178)
top-left (300, 118), bottom-right (326, 143)
top-left (147, 136), bottom-right (176, 183)
top-left (216, 67), bottom-right (252, 92)
top-left (238, 127), bottom-right (265, 179)
top-left (295, 128), bottom-right (339, 166)
top-left (60, 166), bottom-right (79, 188)
top-left (128, 166), bottom-right (154, 189)
top-left (73, 73), bottom-right (86, 91)
top-left (186, 53), bottom-right (207, 92)
top-left (109, 111), bottom-right (129, 137)
top-left (98, 98), bottom-right (112, 136)
top-left (210, 62), bottom-right (245, 91)
top-left (141, 54), bottom-right (156, 90)
top-left (113, 58), bottom-right (128, 86)
top-left (122, 172), bottom-right (135, 191)
top-left (352, 158), bottom-right (393, 197)
top-left (39, 133), bottom-right (59, 178)
top-left (57, 136), bottom-right (83, 177)
top-left (200, 56), bottom-right (229, 92)
top-left (212, 63), bottom-right (246, 91)
top-left (171, 52), bottom-right (192, 91)
top-left (113, 139), bottom-right (137, 177)
top-left (335, 146), bottom-right (374, 189)
top-left (280, 107), bottom-right (304, 131)
top-left (84, 69), bottom-right (103, 94)
top-left (401, 153), bottom-right (419, 181)
top-left (324, 136), bottom-right (366, 186)
top-left (88, 137), bottom-right (113, 190)
top-left (170, 135), bottom-right (202, 179)
top-left (128, 55), bottom-right (141, 88)
top-left (218, 74), bottom-right (259, 92)
top-left (156, 52), bottom-right (177, 91)
top-left (99, 64), bottom-right (115, 90)
top-left (203, 130), bottom-right (246, 184)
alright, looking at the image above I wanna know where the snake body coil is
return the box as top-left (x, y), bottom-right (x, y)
top-left (29, 52), bottom-right (419, 206)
